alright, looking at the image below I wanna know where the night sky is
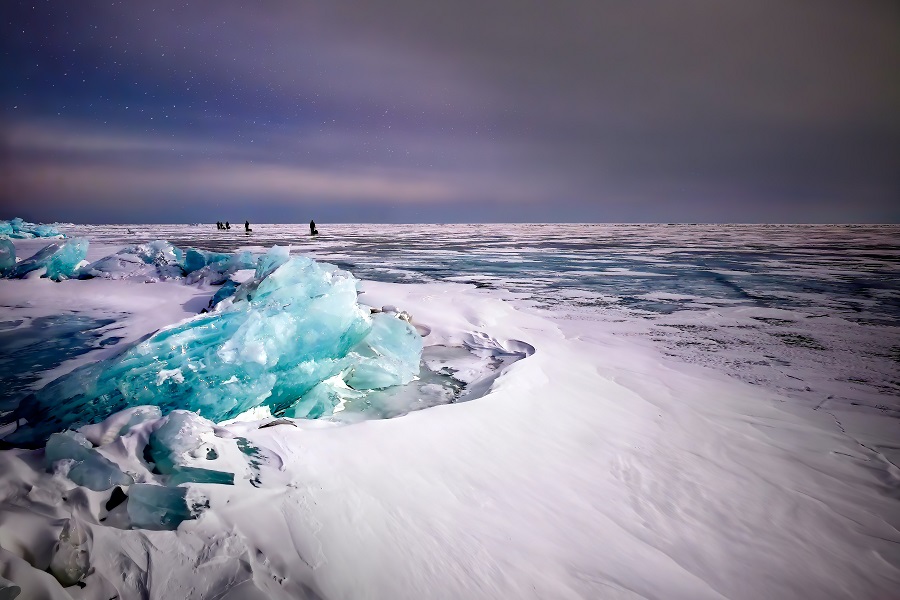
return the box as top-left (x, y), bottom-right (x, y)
top-left (2, 1), bottom-right (898, 223)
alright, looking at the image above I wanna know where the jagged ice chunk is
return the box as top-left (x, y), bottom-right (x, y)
top-left (126, 484), bottom-right (200, 530)
top-left (9, 238), bottom-right (88, 281)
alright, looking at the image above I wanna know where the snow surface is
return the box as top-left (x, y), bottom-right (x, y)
top-left (1, 225), bottom-right (898, 599)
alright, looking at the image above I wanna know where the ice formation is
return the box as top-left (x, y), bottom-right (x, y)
top-left (6, 247), bottom-right (422, 445)
top-left (8, 238), bottom-right (88, 281)
top-left (0, 217), bottom-right (64, 239)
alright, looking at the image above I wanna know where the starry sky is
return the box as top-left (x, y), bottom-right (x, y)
top-left (2, 1), bottom-right (899, 223)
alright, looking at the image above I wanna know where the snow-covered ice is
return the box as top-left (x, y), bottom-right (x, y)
top-left (0, 223), bottom-right (898, 599)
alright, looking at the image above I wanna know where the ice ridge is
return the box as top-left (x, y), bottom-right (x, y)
top-left (0, 217), bottom-right (65, 239)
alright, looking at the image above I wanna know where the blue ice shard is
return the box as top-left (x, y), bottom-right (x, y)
top-left (6, 247), bottom-right (422, 445)
top-left (126, 484), bottom-right (201, 530)
top-left (44, 431), bottom-right (134, 491)
top-left (182, 248), bottom-right (229, 274)
top-left (167, 466), bottom-right (234, 486)
top-left (0, 239), bottom-right (15, 274)
top-left (184, 249), bottom-right (257, 285)
top-left (9, 238), bottom-right (88, 281)
top-left (209, 279), bottom-right (239, 308)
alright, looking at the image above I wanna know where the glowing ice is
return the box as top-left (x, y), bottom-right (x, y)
top-left (9, 238), bottom-right (88, 281)
top-left (7, 248), bottom-right (422, 445)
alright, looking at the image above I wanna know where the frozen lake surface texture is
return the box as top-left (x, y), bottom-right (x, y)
top-left (0, 222), bottom-right (898, 600)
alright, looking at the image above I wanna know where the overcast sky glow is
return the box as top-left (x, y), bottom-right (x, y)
top-left (2, 1), bottom-right (899, 223)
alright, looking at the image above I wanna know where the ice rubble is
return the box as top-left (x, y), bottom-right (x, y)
top-left (29, 407), bottom-right (256, 536)
top-left (76, 239), bottom-right (258, 283)
top-left (77, 239), bottom-right (184, 281)
top-left (0, 217), bottom-right (64, 239)
top-left (6, 246), bottom-right (423, 446)
top-left (3, 237), bottom-right (256, 283)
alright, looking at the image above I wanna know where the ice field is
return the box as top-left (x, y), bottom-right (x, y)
top-left (0, 222), bottom-right (898, 599)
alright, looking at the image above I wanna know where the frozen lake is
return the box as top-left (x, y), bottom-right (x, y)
top-left (1, 222), bottom-right (898, 599)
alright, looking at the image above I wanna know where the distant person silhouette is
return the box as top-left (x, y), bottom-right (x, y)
top-left (225, 221), bottom-right (231, 230)
top-left (245, 220), bottom-right (252, 234)
top-left (310, 219), bottom-right (318, 236)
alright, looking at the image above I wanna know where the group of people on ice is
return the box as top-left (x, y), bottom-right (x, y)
top-left (214, 220), bottom-right (319, 236)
